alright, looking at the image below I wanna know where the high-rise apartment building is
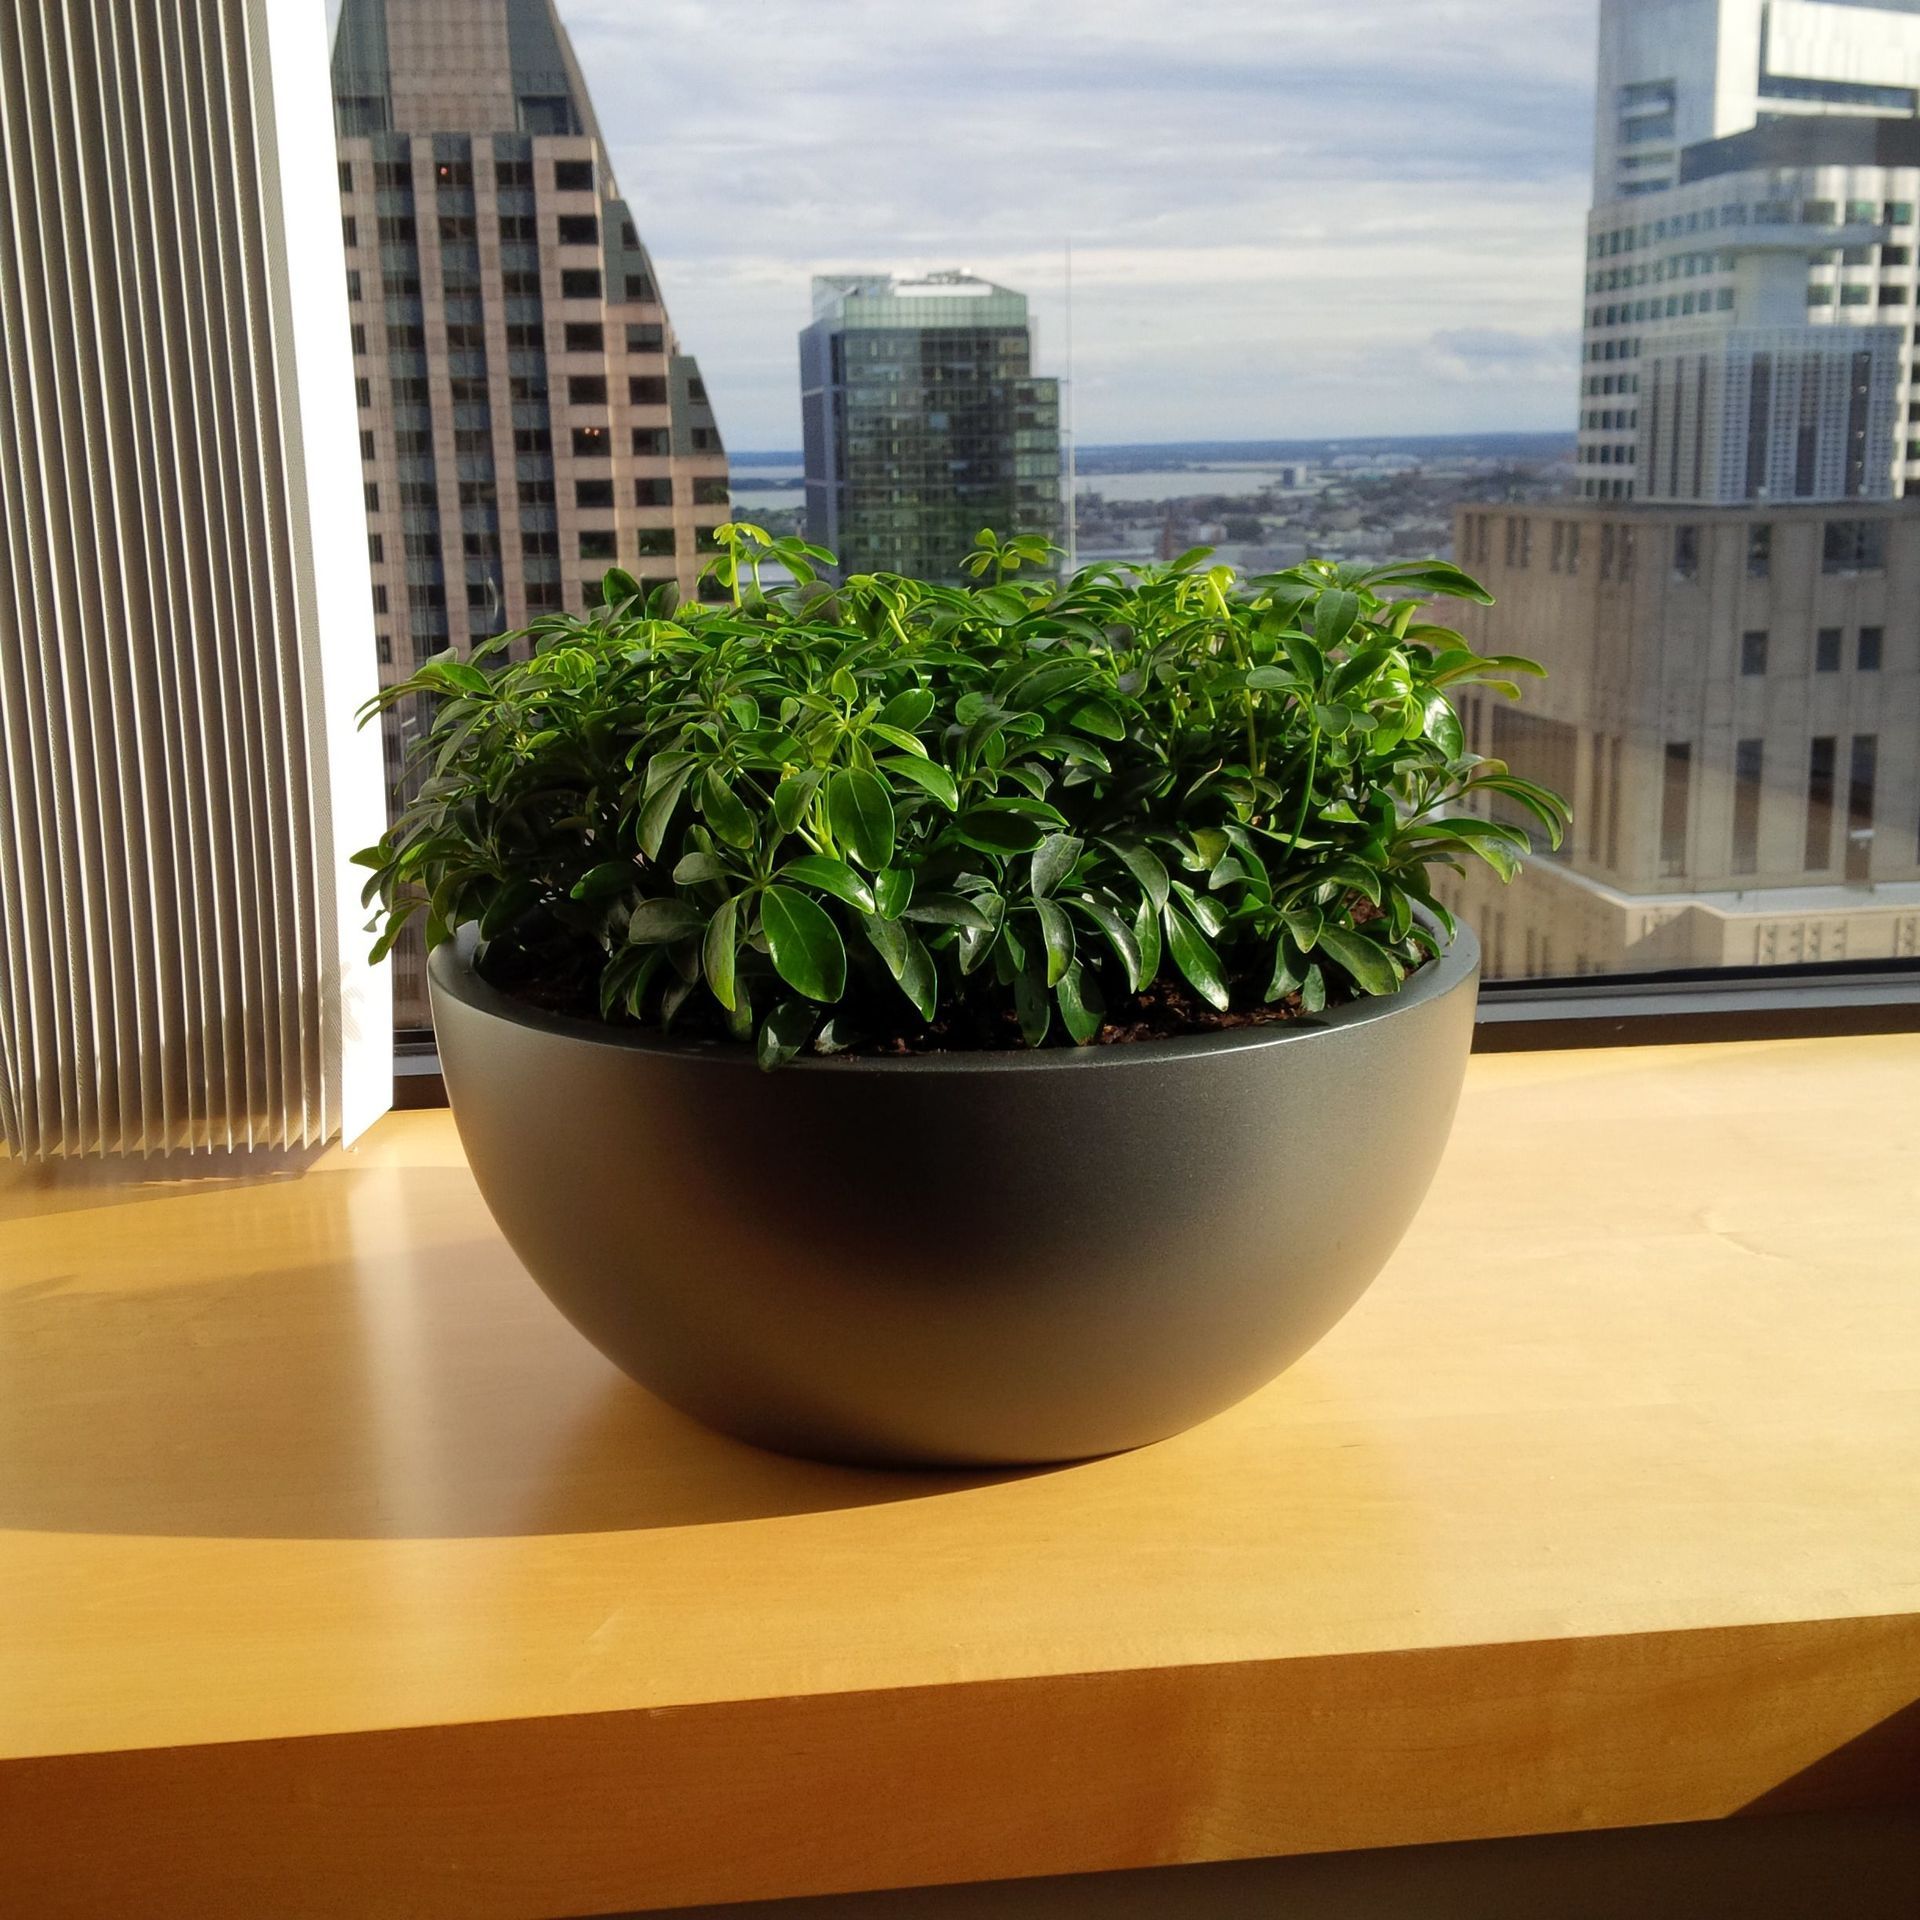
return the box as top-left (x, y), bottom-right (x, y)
top-left (800, 272), bottom-right (1061, 580)
top-left (331, 0), bottom-right (729, 1020)
top-left (1448, 0), bottom-right (1920, 973)
top-left (1582, 1), bottom-right (1920, 502)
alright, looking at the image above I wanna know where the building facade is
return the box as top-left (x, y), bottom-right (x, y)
top-left (800, 272), bottom-right (1061, 580)
top-left (331, 0), bottom-right (729, 1022)
top-left (1449, 501), bottom-right (1920, 973)
top-left (1581, 1), bottom-right (1920, 500)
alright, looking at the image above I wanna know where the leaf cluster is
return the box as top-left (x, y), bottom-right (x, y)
top-left (355, 525), bottom-right (1568, 1065)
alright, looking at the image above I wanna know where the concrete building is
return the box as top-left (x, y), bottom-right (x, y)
top-left (1581, 1), bottom-right (1920, 500)
top-left (331, 0), bottom-right (729, 1022)
top-left (800, 272), bottom-right (1061, 580)
top-left (1449, 500), bottom-right (1919, 972)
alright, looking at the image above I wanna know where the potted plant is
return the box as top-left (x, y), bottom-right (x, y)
top-left (358, 525), bottom-right (1566, 1466)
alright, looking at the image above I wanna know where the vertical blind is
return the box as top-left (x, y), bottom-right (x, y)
top-left (0, 0), bottom-right (390, 1157)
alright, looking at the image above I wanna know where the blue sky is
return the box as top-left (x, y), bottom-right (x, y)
top-left (337, 2), bottom-right (1603, 448)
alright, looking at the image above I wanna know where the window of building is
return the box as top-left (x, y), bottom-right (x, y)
top-left (341, 215), bottom-right (358, 249)
top-left (634, 529), bottom-right (676, 556)
top-left (560, 269), bottom-right (601, 299)
top-left (629, 375), bottom-right (668, 405)
top-left (1732, 738), bottom-right (1763, 875)
top-left (371, 583), bottom-right (388, 614)
top-left (554, 160), bottom-right (594, 192)
top-left (626, 323), bottom-right (664, 352)
top-left (625, 273), bottom-right (655, 302)
top-left (1745, 523), bottom-right (1770, 578)
top-left (521, 530), bottom-right (558, 557)
top-left (1889, 201), bottom-right (1915, 224)
top-left (1659, 741), bottom-right (1691, 876)
top-left (1672, 525), bottom-right (1699, 579)
top-left (499, 214), bottom-right (537, 242)
top-left (1840, 284), bottom-right (1872, 306)
top-left (1879, 286), bottom-right (1906, 306)
top-left (579, 529), bottom-right (617, 560)
top-left (1815, 626), bottom-right (1843, 671)
top-left (368, 533), bottom-right (384, 563)
top-left (576, 478), bottom-right (615, 509)
top-left (568, 375), bottom-right (609, 405)
top-left (513, 427), bottom-right (551, 454)
top-left (1858, 625), bottom-right (1884, 670)
top-left (1806, 735), bottom-right (1837, 867)
top-left (1883, 245), bottom-right (1911, 267)
top-left (1847, 734), bottom-right (1878, 881)
top-left (693, 477), bottom-right (729, 506)
top-left (364, 481), bottom-right (379, 511)
top-left (518, 478), bottom-right (556, 505)
top-left (557, 214), bottom-right (598, 246)
top-left (564, 323), bottom-right (605, 352)
top-left (1822, 519), bottom-right (1887, 573)
top-left (691, 427), bottom-right (719, 452)
top-left (571, 425), bottom-right (609, 457)
top-left (359, 428), bottom-right (376, 461)
top-left (1739, 630), bottom-right (1767, 676)
top-left (376, 634), bottom-right (392, 665)
top-left (632, 427), bottom-right (669, 456)
top-left (633, 477), bottom-right (672, 506)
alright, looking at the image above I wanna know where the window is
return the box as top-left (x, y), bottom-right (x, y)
top-left (499, 214), bottom-right (537, 242)
top-left (512, 427), bottom-right (551, 454)
top-left (1847, 734), bottom-right (1877, 881)
top-left (1659, 742), bottom-right (1690, 876)
top-left (693, 477), bottom-right (730, 506)
top-left (629, 375), bottom-right (668, 405)
top-left (521, 530), bottom-right (558, 557)
top-left (634, 476), bottom-right (672, 506)
top-left (626, 323), bottom-right (664, 352)
top-left (1732, 739), bottom-right (1763, 875)
top-left (557, 214), bottom-right (598, 246)
top-left (371, 583), bottom-right (388, 614)
top-left (632, 427), bottom-right (669, 456)
top-left (625, 273), bottom-right (656, 302)
top-left (579, 529), bottom-right (617, 560)
top-left (564, 323), bottom-right (605, 352)
top-left (634, 529), bottom-right (676, 556)
top-left (568, 374), bottom-right (609, 405)
top-left (364, 481), bottom-right (379, 511)
top-left (560, 268), bottom-right (602, 299)
top-left (341, 215), bottom-right (357, 248)
top-left (576, 478), bottom-right (614, 509)
top-left (1745, 524), bottom-right (1770, 579)
top-left (554, 159), bottom-right (594, 191)
top-left (1806, 736), bottom-right (1837, 867)
top-left (1858, 626), bottom-right (1883, 670)
top-left (368, 533), bottom-right (384, 563)
top-left (1823, 519), bottom-right (1886, 573)
top-left (1884, 246), bottom-right (1911, 267)
top-left (359, 428), bottom-right (376, 461)
top-left (572, 425), bottom-right (609, 457)
top-left (1739, 630), bottom-right (1767, 676)
top-left (1889, 201), bottom-right (1915, 224)
top-left (518, 478), bottom-right (556, 506)
top-left (1815, 627), bottom-right (1842, 672)
top-left (1672, 525), bottom-right (1698, 579)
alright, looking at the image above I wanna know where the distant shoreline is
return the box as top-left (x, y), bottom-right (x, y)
top-left (728, 430), bottom-right (1575, 475)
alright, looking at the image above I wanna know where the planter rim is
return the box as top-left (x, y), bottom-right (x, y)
top-left (430, 911), bottom-right (1478, 1077)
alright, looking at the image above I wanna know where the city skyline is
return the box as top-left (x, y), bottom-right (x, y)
top-left (467, 0), bottom-right (1604, 451)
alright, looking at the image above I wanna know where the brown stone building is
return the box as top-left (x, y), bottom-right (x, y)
top-left (1447, 499), bottom-right (1920, 975)
top-left (331, 0), bottom-right (729, 1020)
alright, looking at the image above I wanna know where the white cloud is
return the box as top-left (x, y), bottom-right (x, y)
top-left (575, 3), bottom-right (1595, 444)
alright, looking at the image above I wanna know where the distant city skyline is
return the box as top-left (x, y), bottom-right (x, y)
top-left (509, 1), bottom-right (1599, 450)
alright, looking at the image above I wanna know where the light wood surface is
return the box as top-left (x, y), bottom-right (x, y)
top-left (2, 1036), bottom-right (1917, 1917)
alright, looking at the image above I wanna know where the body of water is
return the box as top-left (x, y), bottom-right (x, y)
top-left (726, 462), bottom-right (1320, 514)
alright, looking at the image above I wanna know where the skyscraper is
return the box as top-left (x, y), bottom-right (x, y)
top-left (1444, 0), bottom-right (1920, 973)
top-left (800, 272), bottom-right (1061, 580)
top-left (331, 0), bottom-right (730, 1021)
top-left (1580, 0), bottom-right (1920, 503)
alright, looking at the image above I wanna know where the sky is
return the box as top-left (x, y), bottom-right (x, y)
top-left (336, 1), bottom-right (1603, 449)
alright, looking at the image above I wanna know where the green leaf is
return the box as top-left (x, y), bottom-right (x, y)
top-left (1072, 896), bottom-right (1144, 991)
top-left (1132, 890), bottom-right (1162, 986)
top-left (1028, 832), bottom-right (1083, 898)
top-left (879, 754), bottom-right (959, 810)
top-left (703, 895), bottom-right (740, 1011)
top-left (779, 854), bottom-right (875, 913)
top-left (872, 867), bottom-right (913, 918)
top-left (858, 911), bottom-right (936, 1019)
top-left (954, 806), bottom-right (1048, 855)
top-left (628, 896), bottom-right (707, 944)
top-left (1056, 962), bottom-right (1105, 1044)
top-left (1313, 588), bottom-right (1361, 648)
top-left (1165, 908), bottom-right (1230, 1011)
top-left (700, 768), bottom-right (756, 850)
top-left (1013, 966), bottom-right (1051, 1045)
top-left (637, 761), bottom-right (694, 861)
top-left (601, 566), bottom-right (641, 608)
top-left (757, 997), bottom-right (816, 1070)
top-left (1034, 897), bottom-right (1074, 986)
top-left (1068, 695), bottom-right (1126, 740)
top-left (671, 851), bottom-right (733, 886)
top-left (1300, 963), bottom-right (1327, 1013)
top-left (827, 767), bottom-right (897, 869)
top-left (1315, 925), bottom-right (1398, 996)
top-left (772, 768), bottom-right (823, 835)
top-left (759, 884), bottom-right (847, 1002)
top-left (868, 723), bottom-right (929, 757)
top-left (876, 685), bottom-right (936, 731)
top-left (1280, 905), bottom-right (1323, 951)
top-left (902, 892), bottom-right (995, 932)
top-left (1101, 838), bottom-right (1170, 911)
top-left (570, 860), bottom-right (636, 901)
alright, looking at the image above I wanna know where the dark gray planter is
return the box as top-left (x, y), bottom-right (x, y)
top-left (428, 921), bottom-right (1479, 1467)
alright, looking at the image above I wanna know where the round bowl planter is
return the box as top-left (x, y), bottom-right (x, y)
top-left (429, 922), bottom-right (1480, 1468)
